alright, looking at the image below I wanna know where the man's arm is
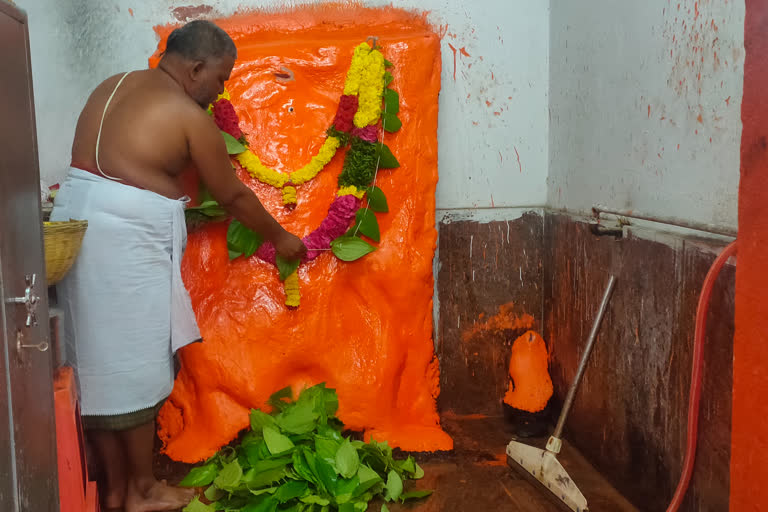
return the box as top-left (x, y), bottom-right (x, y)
top-left (186, 109), bottom-right (307, 259)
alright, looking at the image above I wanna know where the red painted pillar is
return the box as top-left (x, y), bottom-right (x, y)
top-left (732, 1), bottom-right (768, 509)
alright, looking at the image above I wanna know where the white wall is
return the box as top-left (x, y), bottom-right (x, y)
top-left (548, 0), bottom-right (745, 231)
top-left (21, 0), bottom-right (550, 211)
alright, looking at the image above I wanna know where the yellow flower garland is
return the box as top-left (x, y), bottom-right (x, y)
top-left (343, 43), bottom-right (372, 96)
top-left (337, 185), bottom-right (366, 199)
top-left (284, 271), bottom-right (300, 307)
top-left (235, 136), bottom-right (342, 193)
top-left (353, 49), bottom-right (386, 128)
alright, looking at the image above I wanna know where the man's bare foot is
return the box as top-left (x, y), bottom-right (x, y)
top-left (124, 479), bottom-right (195, 512)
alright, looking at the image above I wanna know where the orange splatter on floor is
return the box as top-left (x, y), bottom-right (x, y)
top-left (503, 331), bottom-right (553, 413)
top-left (462, 302), bottom-right (534, 342)
top-left (151, 5), bottom-right (452, 463)
top-left (475, 452), bottom-right (509, 467)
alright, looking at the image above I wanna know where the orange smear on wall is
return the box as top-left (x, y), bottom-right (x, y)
top-left (503, 331), bottom-right (553, 413)
top-left (462, 302), bottom-right (534, 341)
top-left (151, 5), bottom-right (452, 463)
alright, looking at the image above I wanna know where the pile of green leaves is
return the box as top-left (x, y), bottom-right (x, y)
top-left (181, 384), bottom-right (431, 512)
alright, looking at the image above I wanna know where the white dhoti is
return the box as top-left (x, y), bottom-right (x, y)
top-left (51, 168), bottom-right (201, 417)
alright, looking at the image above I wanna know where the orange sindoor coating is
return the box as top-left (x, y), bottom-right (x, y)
top-left (503, 331), bottom-right (553, 413)
top-left (150, 5), bottom-right (452, 462)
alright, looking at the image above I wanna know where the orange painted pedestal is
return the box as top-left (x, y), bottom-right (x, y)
top-left (54, 367), bottom-right (96, 512)
top-left (152, 6), bottom-right (452, 463)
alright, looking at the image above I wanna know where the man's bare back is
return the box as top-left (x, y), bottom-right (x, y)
top-left (72, 68), bottom-right (219, 199)
top-left (71, 50), bottom-right (306, 260)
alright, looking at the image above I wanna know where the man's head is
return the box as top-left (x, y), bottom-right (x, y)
top-left (162, 20), bottom-right (237, 107)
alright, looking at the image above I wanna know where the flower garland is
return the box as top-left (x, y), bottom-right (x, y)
top-left (190, 40), bottom-right (402, 308)
top-left (211, 41), bottom-right (386, 208)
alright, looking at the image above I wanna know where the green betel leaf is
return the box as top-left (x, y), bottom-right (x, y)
top-left (244, 467), bottom-right (286, 489)
top-left (354, 465), bottom-right (383, 497)
top-left (228, 250), bottom-right (243, 260)
top-left (183, 496), bottom-right (217, 512)
top-left (383, 72), bottom-right (394, 87)
top-left (331, 236), bottom-right (376, 262)
top-left (249, 458), bottom-right (292, 474)
top-left (250, 409), bottom-right (277, 432)
top-left (395, 456), bottom-right (415, 475)
top-left (276, 397), bottom-right (319, 434)
top-left (365, 186), bottom-right (389, 213)
top-left (301, 495), bottom-right (330, 506)
top-left (186, 200), bottom-right (227, 218)
top-left (204, 484), bottom-right (225, 502)
top-left (292, 449), bottom-right (319, 486)
top-left (275, 255), bottom-right (300, 282)
top-left (315, 437), bottom-right (341, 463)
top-left (335, 439), bottom-right (360, 479)
top-left (413, 462), bottom-right (425, 479)
top-left (180, 462), bottom-right (219, 487)
top-left (381, 505), bottom-right (390, 512)
top-left (222, 131), bottom-right (247, 154)
top-left (263, 426), bottom-right (295, 455)
top-left (374, 143), bottom-right (399, 169)
top-left (381, 112), bottom-right (402, 133)
top-left (399, 489), bottom-right (433, 502)
top-left (314, 457), bottom-right (339, 495)
top-left (384, 470), bottom-right (403, 502)
top-left (334, 475), bottom-right (360, 504)
top-left (354, 209), bottom-right (380, 242)
top-left (382, 89), bottom-right (400, 115)
top-left (384, 59), bottom-right (394, 68)
top-left (214, 460), bottom-right (243, 490)
top-left (242, 495), bottom-right (279, 512)
top-left (227, 220), bottom-right (263, 258)
top-left (248, 487), bottom-right (278, 497)
top-left (274, 480), bottom-right (308, 503)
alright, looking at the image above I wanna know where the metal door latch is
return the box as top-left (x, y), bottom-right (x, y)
top-left (6, 273), bottom-right (39, 327)
top-left (16, 330), bottom-right (48, 355)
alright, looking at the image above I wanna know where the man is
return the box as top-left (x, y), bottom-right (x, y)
top-left (51, 21), bottom-right (305, 512)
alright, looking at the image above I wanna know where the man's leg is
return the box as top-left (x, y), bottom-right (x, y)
top-left (120, 420), bottom-right (195, 512)
top-left (89, 429), bottom-right (128, 510)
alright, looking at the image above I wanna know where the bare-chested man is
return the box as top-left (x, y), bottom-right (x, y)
top-left (51, 20), bottom-right (305, 512)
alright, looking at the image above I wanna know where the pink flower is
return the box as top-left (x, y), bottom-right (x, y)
top-left (253, 195), bottom-right (360, 266)
top-left (352, 125), bottom-right (378, 143)
top-left (303, 195), bottom-right (361, 261)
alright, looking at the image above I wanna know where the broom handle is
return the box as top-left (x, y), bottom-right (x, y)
top-left (552, 275), bottom-right (617, 440)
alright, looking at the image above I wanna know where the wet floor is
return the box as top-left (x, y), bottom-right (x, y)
top-left (152, 412), bottom-right (638, 512)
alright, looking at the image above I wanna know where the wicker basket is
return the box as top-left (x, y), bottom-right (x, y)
top-left (44, 220), bottom-right (88, 285)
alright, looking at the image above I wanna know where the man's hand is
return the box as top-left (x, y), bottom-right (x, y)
top-left (274, 230), bottom-right (307, 261)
